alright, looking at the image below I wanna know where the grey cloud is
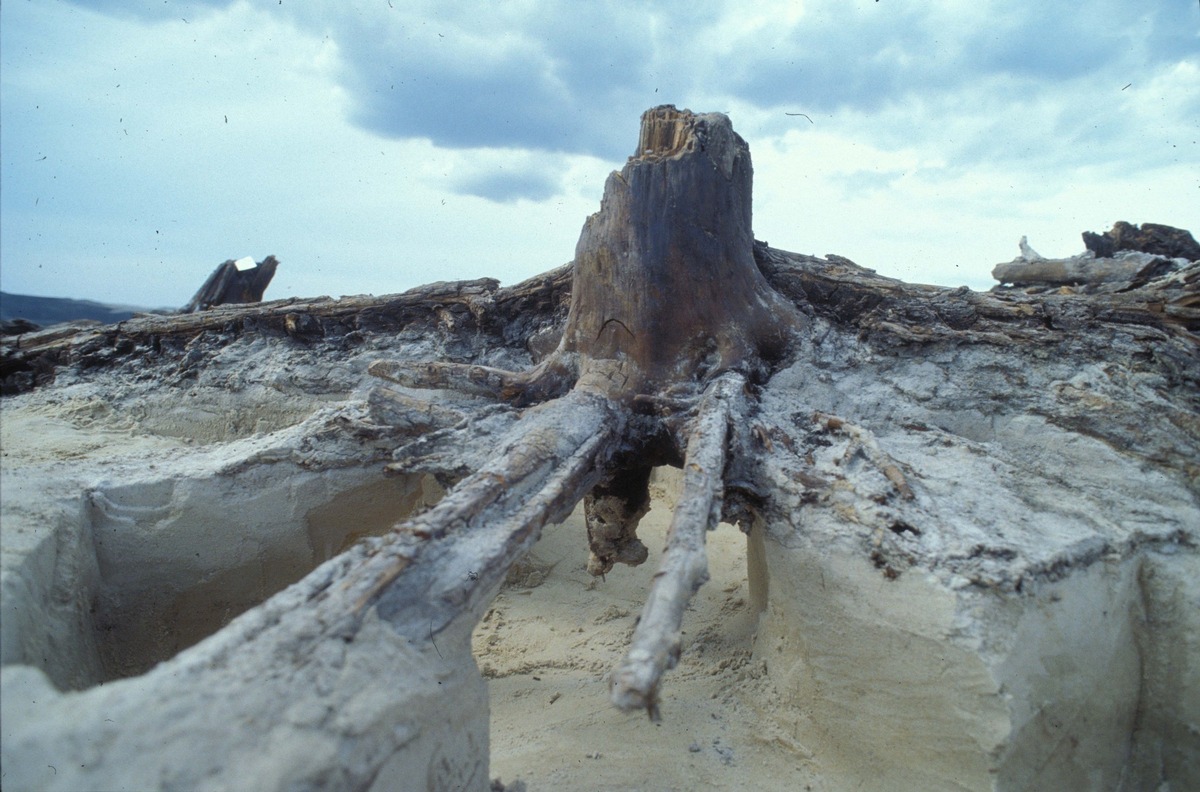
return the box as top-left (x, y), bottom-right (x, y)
top-left (452, 167), bottom-right (562, 204)
top-left (346, 43), bottom-right (633, 158)
top-left (961, 5), bottom-right (1195, 80)
top-left (327, 3), bottom-right (666, 160)
top-left (1146, 5), bottom-right (1200, 60)
top-left (749, 3), bottom-right (1198, 177)
top-left (64, 0), bottom-right (1199, 172)
top-left (724, 5), bottom-right (933, 113)
top-left (728, 3), bottom-right (1195, 117)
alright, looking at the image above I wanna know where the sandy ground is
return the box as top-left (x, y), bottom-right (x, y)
top-left (475, 497), bottom-right (823, 791)
top-left (8, 369), bottom-right (1191, 789)
top-left (0, 383), bottom-right (814, 789)
top-left (0, 391), bottom-right (817, 790)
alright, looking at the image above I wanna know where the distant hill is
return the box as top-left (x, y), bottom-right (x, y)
top-left (0, 292), bottom-right (156, 329)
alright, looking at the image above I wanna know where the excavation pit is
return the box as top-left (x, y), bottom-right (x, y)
top-left (87, 472), bottom-right (444, 681)
top-left (3, 370), bottom-right (1197, 790)
top-left (0, 391), bottom-right (444, 689)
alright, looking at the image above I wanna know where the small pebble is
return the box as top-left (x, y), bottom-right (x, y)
top-left (688, 742), bottom-right (702, 753)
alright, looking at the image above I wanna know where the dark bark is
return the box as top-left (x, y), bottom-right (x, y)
top-left (181, 255), bottom-right (279, 313)
top-left (1083, 221), bottom-right (1200, 261)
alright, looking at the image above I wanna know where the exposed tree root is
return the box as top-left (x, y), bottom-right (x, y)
top-left (584, 464), bottom-right (653, 577)
top-left (367, 385), bottom-right (468, 435)
top-left (367, 359), bottom-right (524, 399)
top-left (814, 411), bottom-right (915, 501)
top-left (338, 390), bottom-right (623, 642)
top-left (368, 356), bottom-right (577, 406)
top-left (609, 372), bottom-right (745, 719)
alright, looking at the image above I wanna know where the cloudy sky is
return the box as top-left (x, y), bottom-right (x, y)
top-left (2, 1), bottom-right (1196, 308)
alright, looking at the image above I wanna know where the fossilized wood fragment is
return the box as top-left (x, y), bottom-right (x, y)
top-left (1083, 220), bottom-right (1200, 261)
top-left (584, 464), bottom-right (653, 576)
top-left (181, 255), bottom-right (279, 313)
top-left (367, 385), bottom-right (467, 434)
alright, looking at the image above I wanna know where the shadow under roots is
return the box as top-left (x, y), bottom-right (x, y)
top-left (82, 472), bottom-right (444, 684)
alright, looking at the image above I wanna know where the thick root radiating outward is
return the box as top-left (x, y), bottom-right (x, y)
top-left (368, 354), bottom-right (577, 407)
top-left (609, 372), bottom-right (745, 719)
top-left (354, 389), bottom-right (624, 639)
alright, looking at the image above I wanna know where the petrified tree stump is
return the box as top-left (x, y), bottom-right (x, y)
top-left (556, 106), bottom-right (802, 579)
top-left (3, 105), bottom-right (1196, 791)
top-left (374, 106), bottom-right (803, 586)
top-left (370, 105), bottom-right (806, 715)
top-left (561, 105), bottom-right (802, 398)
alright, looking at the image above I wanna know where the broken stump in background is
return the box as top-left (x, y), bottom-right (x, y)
top-left (991, 222), bottom-right (1199, 292)
top-left (1082, 221), bottom-right (1200, 261)
top-left (181, 255), bottom-right (279, 313)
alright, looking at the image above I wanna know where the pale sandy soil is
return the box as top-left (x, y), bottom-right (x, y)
top-left (0, 393), bottom-right (819, 790)
top-left (475, 496), bottom-right (825, 791)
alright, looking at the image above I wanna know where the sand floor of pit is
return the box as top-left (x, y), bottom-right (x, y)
top-left (474, 500), bottom-right (825, 792)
